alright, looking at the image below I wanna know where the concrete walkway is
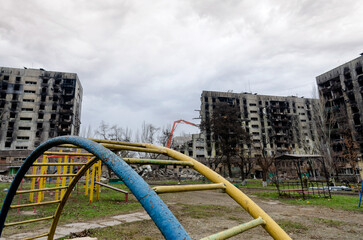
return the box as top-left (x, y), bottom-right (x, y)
top-left (2, 211), bottom-right (151, 240)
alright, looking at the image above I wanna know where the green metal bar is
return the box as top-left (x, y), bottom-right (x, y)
top-left (16, 186), bottom-right (68, 195)
top-left (153, 183), bottom-right (226, 194)
top-left (24, 174), bottom-right (77, 178)
top-left (123, 158), bottom-right (194, 166)
top-left (5, 216), bottom-right (54, 227)
top-left (200, 217), bottom-right (266, 240)
top-left (10, 200), bottom-right (61, 209)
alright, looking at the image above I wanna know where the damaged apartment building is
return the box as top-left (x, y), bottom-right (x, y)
top-left (200, 91), bottom-right (319, 160)
top-left (316, 55), bottom-right (363, 176)
top-left (0, 67), bottom-right (82, 173)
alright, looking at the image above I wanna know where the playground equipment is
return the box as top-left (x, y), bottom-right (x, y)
top-left (0, 136), bottom-right (291, 240)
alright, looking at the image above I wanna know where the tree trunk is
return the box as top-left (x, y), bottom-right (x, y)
top-left (226, 156), bottom-right (233, 178)
top-left (262, 170), bottom-right (268, 187)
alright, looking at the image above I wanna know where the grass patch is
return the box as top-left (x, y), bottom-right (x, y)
top-left (0, 182), bottom-right (142, 236)
top-left (277, 219), bottom-right (308, 233)
top-left (252, 190), bottom-right (363, 212)
top-left (61, 221), bottom-right (162, 240)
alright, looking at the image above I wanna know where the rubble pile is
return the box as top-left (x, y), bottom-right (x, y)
top-left (0, 175), bottom-right (14, 183)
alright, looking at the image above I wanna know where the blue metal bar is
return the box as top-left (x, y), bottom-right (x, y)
top-left (0, 136), bottom-right (191, 240)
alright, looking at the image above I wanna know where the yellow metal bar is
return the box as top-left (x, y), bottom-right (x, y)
top-left (61, 156), bottom-right (68, 199)
top-left (69, 157), bottom-right (74, 183)
top-left (25, 174), bottom-right (77, 178)
top-left (4, 216), bottom-right (54, 227)
top-left (48, 157), bottom-right (98, 239)
top-left (55, 150), bottom-right (62, 201)
top-left (33, 162), bottom-right (87, 166)
top-left (11, 200), bottom-right (61, 209)
top-left (85, 166), bottom-right (90, 196)
top-left (96, 160), bottom-right (101, 201)
top-left (44, 151), bottom-right (93, 156)
top-left (148, 144), bottom-right (292, 240)
top-left (17, 186), bottom-right (68, 194)
top-left (29, 165), bottom-right (37, 202)
top-left (23, 233), bottom-right (50, 240)
top-left (101, 143), bottom-right (167, 154)
top-left (39, 155), bottom-right (48, 201)
top-left (153, 183), bottom-right (226, 194)
top-left (89, 138), bottom-right (147, 148)
top-left (200, 217), bottom-right (266, 240)
top-left (123, 158), bottom-right (194, 166)
top-left (89, 163), bottom-right (96, 203)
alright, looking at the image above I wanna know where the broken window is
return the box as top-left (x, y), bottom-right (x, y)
top-left (3, 75), bottom-right (9, 81)
top-left (14, 84), bottom-right (20, 91)
top-left (39, 104), bottom-right (45, 110)
top-left (41, 95), bottom-right (46, 102)
top-left (5, 141), bottom-right (11, 148)
top-left (16, 77), bottom-right (21, 82)
top-left (10, 112), bottom-right (16, 118)
top-left (38, 113), bottom-right (44, 119)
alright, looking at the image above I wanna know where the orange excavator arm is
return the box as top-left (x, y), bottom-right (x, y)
top-left (166, 120), bottom-right (198, 148)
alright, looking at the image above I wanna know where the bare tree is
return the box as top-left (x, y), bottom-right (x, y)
top-left (311, 87), bottom-right (335, 177)
top-left (236, 133), bottom-right (254, 181)
top-left (200, 102), bottom-right (250, 178)
top-left (95, 121), bottom-right (110, 140)
top-left (158, 124), bottom-right (172, 147)
top-left (255, 146), bottom-right (276, 187)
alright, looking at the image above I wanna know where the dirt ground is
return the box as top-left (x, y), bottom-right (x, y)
top-left (4, 190), bottom-right (363, 239)
top-left (156, 190), bottom-right (363, 240)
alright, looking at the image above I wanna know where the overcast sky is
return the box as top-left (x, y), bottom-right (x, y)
top-left (1, 0), bottom-right (363, 139)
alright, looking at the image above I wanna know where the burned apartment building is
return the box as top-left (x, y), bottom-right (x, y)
top-left (200, 91), bottom-right (319, 159)
top-left (0, 67), bottom-right (82, 172)
top-left (316, 55), bottom-right (363, 169)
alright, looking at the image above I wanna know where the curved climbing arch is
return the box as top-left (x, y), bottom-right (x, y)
top-left (0, 136), bottom-right (291, 240)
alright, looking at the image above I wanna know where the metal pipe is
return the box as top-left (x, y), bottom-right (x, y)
top-left (5, 216), bottom-right (54, 227)
top-left (23, 233), bottom-right (49, 240)
top-left (10, 200), bottom-right (61, 209)
top-left (16, 186), bottom-right (68, 194)
top-left (24, 174), bottom-right (77, 178)
top-left (100, 143), bottom-right (167, 154)
top-left (154, 183), bottom-right (225, 194)
top-left (32, 162), bottom-right (87, 166)
top-left (200, 217), bottom-right (265, 240)
top-left (44, 151), bottom-right (93, 156)
top-left (123, 158), bottom-right (194, 166)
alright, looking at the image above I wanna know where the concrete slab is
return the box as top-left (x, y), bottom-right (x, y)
top-left (98, 220), bottom-right (122, 227)
top-left (111, 215), bottom-right (142, 222)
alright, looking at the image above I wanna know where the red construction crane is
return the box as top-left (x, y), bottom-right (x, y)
top-left (166, 120), bottom-right (198, 148)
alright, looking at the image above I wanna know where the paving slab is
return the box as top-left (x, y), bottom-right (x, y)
top-left (98, 220), bottom-right (122, 227)
top-left (111, 215), bottom-right (142, 222)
